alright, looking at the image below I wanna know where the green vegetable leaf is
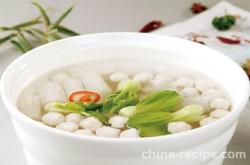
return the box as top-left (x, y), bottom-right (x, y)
top-left (127, 104), bottom-right (205, 137)
top-left (128, 111), bottom-right (172, 137)
top-left (57, 25), bottom-right (79, 36)
top-left (119, 106), bottom-right (137, 117)
top-left (102, 79), bottom-right (140, 114)
top-left (136, 90), bottom-right (181, 113)
top-left (76, 102), bottom-right (102, 111)
top-left (44, 102), bottom-right (86, 114)
top-left (171, 104), bottom-right (205, 123)
top-left (102, 91), bottom-right (139, 114)
top-left (87, 111), bottom-right (109, 125)
top-left (50, 6), bottom-right (73, 29)
top-left (117, 79), bottom-right (141, 93)
top-left (44, 101), bottom-right (108, 124)
top-left (32, 2), bottom-right (51, 26)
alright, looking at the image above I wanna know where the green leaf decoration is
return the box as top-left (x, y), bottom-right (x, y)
top-left (17, 32), bottom-right (32, 50)
top-left (32, 2), bottom-right (51, 26)
top-left (0, 2), bottom-right (79, 53)
top-left (0, 34), bottom-right (15, 46)
top-left (50, 6), bottom-right (73, 29)
top-left (47, 33), bottom-right (61, 42)
top-left (57, 25), bottom-right (79, 36)
top-left (11, 18), bottom-right (41, 30)
top-left (26, 30), bottom-right (42, 41)
top-left (30, 28), bottom-right (45, 36)
top-left (10, 40), bottom-right (26, 53)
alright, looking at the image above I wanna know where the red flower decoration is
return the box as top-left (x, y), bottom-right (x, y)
top-left (139, 21), bottom-right (163, 33)
top-left (191, 3), bottom-right (207, 14)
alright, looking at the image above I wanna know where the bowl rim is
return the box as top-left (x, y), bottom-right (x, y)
top-left (1, 32), bottom-right (249, 143)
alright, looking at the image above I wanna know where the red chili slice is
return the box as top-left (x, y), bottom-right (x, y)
top-left (191, 3), bottom-right (207, 14)
top-left (139, 20), bottom-right (163, 33)
top-left (217, 36), bottom-right (241, 44)
top-left (69, 91), bottom-right (100, 103)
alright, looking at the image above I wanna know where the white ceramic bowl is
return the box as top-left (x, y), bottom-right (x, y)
top-left (1, 33), bottom-right (249, 165)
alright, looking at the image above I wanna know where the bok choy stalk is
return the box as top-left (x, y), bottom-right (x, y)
top-left (170, 104), bottom-right (204, 123)
top-left (127, 104), bottom-right (205, 137)
top-left (44, 101), bottom-right (108, 124)
top-left (102, 79), bottom-right (141, 114)
top-left (119, 90), bottom-right (181, 117)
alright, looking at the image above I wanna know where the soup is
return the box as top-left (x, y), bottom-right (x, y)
top-left (18, 59), bottom-right (231, 138)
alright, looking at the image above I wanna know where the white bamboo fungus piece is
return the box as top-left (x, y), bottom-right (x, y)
top-left (50, 73), bottom-right (70, 84)
top-left (37, 81), bottom-right (67, 105)
top-left (62, 78), bottom-right (85, 97)
top-left (81, 72), bottom-right (112, 99)
top-left (19, 93), bottom-right (41, 120)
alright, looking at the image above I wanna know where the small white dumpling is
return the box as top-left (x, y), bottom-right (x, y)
top-left (210, 98), bottom-right (230, 110)
top-left (74, 129), bottom-right (95, 136)
top-left (66, 113), bottom-right (84, 124)
top-left (182, 97), bottom-right (210, 111)
top-left (142, 75), bottom-right (175, 93)
top-left (110, 72), bottom-right (129, 82)
top-left (96, 126), bottom-right (121, 138)
top-left (133, 73), bottom-right (153, 84)
top-left (172, 78), bottom-right (194, 89)
top-left (79, 117), bottom-right (103, 132)
top-left (168, 122), bottom-right (192, 134)
top-left (201, 89), bottom-right (224, 100)
top-left (154, 74), bottom-right (174, 83)
top-left (199, 117), bottom-right (216, 126)
top-left (62, 78), bottom-right (84, 97)
top-left (37, 81), bottom-right (67, 105)
top-left (56, 122), bottom-right (79, 132)
top-left (210, 109), bottom-right (229, 119)
top-left (119, 128), bottom-right (140, 138)
top-left (109, 116), bottom-right (128, 129)
top-left (42, 112), bottom-right (65, 127)
top-left (195, 80), bottom-right (215, 92)
top-left (180, 88), bottom-right (199, 97)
